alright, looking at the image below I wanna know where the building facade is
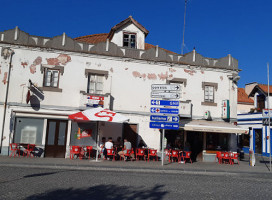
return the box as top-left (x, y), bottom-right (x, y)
top-left (237, 83), bottom-right (272, 156)
top-left (0, 17), bottom-right (245, 160)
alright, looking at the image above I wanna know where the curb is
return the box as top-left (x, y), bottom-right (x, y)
top-left (1, 163), bottom-right (270, 176)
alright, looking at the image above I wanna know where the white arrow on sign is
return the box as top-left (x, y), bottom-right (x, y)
top-left (151, 92), bottom-right (180, 99)
top-left (151, 84), bottom-right (180, 91)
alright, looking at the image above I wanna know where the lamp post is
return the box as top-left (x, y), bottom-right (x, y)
top-left (268, 63), bottom-right (271, 172)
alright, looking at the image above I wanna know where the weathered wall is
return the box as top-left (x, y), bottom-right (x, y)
top-left (111, 23), bottom-right (145, 50)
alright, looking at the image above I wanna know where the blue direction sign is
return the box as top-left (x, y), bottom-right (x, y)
top-left (149, 122), bottom-right (179, 130)
top-left (150, 115), bottom-right (179, 122)
top-left (151, 100), bottom-right (179, 106)
top-left (150, 107), bottom-right (179, 114)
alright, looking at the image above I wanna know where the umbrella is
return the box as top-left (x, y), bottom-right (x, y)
top-left (68, 107), bottom-right (129, 123)
top-left (68, 107), bottom-right (129, 161)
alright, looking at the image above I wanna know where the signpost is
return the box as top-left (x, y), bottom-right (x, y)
top-left (151, 100), bottom-right (179, 106)
top-left (149, 84), bottom-right (181, 166)
top-left (150, 107), bottom-right (179, 114)
top-left (150, 115), bottom-right (179, 123)
top-left (151, 92), bottom-right (180, 99)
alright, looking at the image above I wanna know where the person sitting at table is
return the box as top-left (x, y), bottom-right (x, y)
top-left (118, 139), bottom-right (135, 161)
top-left (104, 137), bottom-right (114, 159)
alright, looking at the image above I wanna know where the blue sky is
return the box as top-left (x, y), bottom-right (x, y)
top-left (1, 0), bottom-right (271, 87)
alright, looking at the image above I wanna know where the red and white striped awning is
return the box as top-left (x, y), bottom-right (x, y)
top-left (68, 107), bottom-right (129, 123)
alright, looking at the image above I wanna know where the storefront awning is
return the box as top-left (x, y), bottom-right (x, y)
top-left (68, 107), bottom-right (129, 123)
top-left (180, 120), bottom-right (249, 134)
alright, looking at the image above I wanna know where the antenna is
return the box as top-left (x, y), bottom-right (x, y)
top-left (181, 0), bottom-right (188, 55)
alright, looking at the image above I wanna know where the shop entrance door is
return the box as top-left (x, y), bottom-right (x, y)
top-left (187, 132), bottom-right (203, 162)
top-left (254, 129), bottom-right (262, 154)
top-left (45, 120), bottom-right (68, 158)
top-left (123, 124), bottom-right (138, 150)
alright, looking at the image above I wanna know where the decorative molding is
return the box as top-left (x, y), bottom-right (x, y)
top-left (202, 82), bottom-right (218, 91)
top-left (201, 102), bottom-right (217, 107)
top-left (39, 87), bottom-right (62, 93)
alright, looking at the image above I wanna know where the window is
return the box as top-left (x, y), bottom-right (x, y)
top-left (123, 33), bottom-right (136, 48)
top-left (87, 74), bottom-right (104, 94)
top-left (204, 86), bottom-right (214, 102)
top-left (14, 117), bottom-right (44, 145)
top-left (201, 82), bottom-right (218, 106)
top-left (44, 69), bottom-right (60, 87)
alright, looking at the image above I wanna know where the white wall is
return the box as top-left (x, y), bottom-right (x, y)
top-left (111, 23), bottom-right (145, 50)
top-left (0, 46), bottom-right (238, 152)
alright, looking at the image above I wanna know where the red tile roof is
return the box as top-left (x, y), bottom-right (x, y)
top-left (75, 33), bottom-right (176, 54)
top-left (238, 88), bottom-right (254, 104)
top-left (75, 33), bottom-right (109, 44)
top-left (258, 84), bottom-right (272, 94)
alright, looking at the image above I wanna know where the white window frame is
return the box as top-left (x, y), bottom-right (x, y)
top-left (87, 74), bottom-right (104, 94)
top-left (204, 85), bottom-right (214, 102)
top-left (44, 69), bottom-right (60, 88)
top-left (123, 32), bottom-right (136, 49)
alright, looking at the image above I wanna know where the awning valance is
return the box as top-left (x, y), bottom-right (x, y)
top-left (180, 120), bottom-right (249, 134)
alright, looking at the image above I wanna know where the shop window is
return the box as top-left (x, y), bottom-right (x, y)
top-left (44, 69), bottom-right (60, 87)
top-left (70, 122), bottom-right (97, 146)
top-left (123, 33), bottom-right (136, 49)
top-left (206, 132), bottom-right (229, 151)
top-left (14, 118), bottom-right (44, 145)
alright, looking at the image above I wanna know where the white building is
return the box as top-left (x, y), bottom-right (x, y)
top-left (0, 17), bottom-right (246, 160)
top-left (237, 83), bottom-right (272, 156)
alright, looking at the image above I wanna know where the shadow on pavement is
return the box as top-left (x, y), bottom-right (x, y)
top-left (25, 184), bottom-right (167, 200)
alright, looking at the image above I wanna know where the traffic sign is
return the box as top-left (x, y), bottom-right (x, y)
top-left (149, 122), bottom-right (179, 130)
top-left (263, 109), bottom-right (272, 118)
top-left (150, 115), bottom-right (179, 122)
top-left (151, 84), bottom-right (180, 91)
top-left (262, 118), bottom-right (272, 126)
top-left (151, 92), bottom-right (180, 99)
top-left (150, 107), bottom-right (179, 114)
top-left (151, 100), bottom-right (179, 106)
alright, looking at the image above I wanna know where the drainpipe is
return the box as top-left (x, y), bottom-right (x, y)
top-left (0, 49), bottom-right (15, 154)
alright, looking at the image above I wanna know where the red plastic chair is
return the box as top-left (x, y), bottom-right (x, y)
top-left (147, 149), bottom-right (158, 162)
top-left (122, 148), bottom-right (133, 161)
top-left (23, 144), bottom-right (35, 158)
top-left (230, 152), bottom-right (239, 165)
top-left (222, 152), bottom-right (231, 164)
top-left (183, 151), bottom-right (192, 164)
top-left (106, 148), bottom-right (116, 161)
top-left (9, 143), bottom-right (19, 157)
top-left (170, 150), bottom-right (180, 163)
top-left (70, 146), bottom-right (81, 160)
top-left (215, 151), bottom-right (222, 164)
top-left (136, 148), bottom-right (145, 161)
top-left (164, 149), bottom-right (171, 162)
top-left (86, 146), bottom-right (93, 160)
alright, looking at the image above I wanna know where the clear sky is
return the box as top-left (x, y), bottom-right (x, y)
top-left (1, 0), bottom-right (271, 87)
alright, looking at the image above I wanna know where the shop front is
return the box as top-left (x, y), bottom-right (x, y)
top-left (165, 120), bottom-right (249, 162)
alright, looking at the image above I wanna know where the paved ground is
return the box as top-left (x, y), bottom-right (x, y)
top-left (1, 166), bottom-right (272, 200)
top-left (1, 155), bottom-right (272, 199)
top-left (0, 154), bottom-right (271, 175)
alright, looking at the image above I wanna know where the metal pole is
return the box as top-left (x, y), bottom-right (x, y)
top-left (162, 129), bottom-right (165, 166)
top-left (268, 62), bottom-right (271, 172)
top-left (181, 0), bottom-right (187, 55)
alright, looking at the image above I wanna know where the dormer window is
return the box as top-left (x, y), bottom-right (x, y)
top-left (123, 33), bottom-right (136, 48)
